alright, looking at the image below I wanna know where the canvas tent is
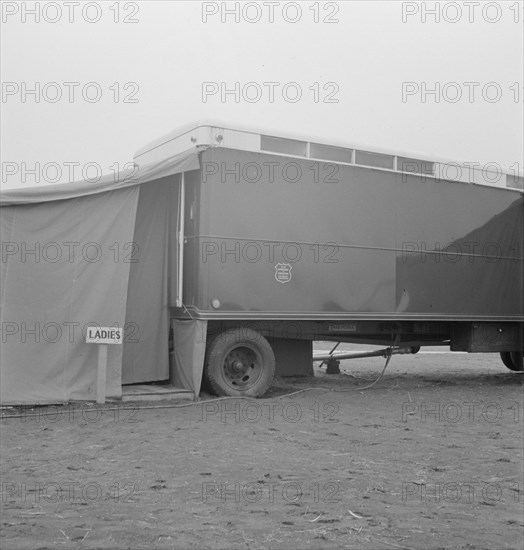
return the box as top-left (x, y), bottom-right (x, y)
top-left (0, 148), bottom-right (206, 405)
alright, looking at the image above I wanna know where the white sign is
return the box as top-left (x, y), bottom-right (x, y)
top-left (85, 326), bottom-right (123, 345)
top-left (275, 263), bottom-right (292, 284)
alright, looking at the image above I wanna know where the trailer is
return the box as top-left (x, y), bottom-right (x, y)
top-left (0, 122), bottom-right (522, 404)
top-left (132, 122), bottom-right (524, 397)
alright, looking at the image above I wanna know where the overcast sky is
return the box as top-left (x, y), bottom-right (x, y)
top-left (1, 0), bottom-right (523, 188)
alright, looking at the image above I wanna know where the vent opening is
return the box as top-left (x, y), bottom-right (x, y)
top-left (506, 175), bottom-right (524, 190)
top-left (310, 143), bottom-right (353, 163)
top-left (261, 135), bottom-right (307, 157)
top-left (355, 150), bottom-right (394, 169)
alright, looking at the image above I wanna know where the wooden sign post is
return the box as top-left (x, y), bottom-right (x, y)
top-left (85, 326), bottom-right (123, 404)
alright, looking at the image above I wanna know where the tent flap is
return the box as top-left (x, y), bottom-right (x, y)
top-left (171, 319), bottom-right (207, 395)
top-left (0, 187), bottom-right (139, 404)
top-left (121, 176), bottom-right (179, 384)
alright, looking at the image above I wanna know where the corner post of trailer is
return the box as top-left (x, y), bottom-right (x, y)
top-left (176, 172), bottom-right (185, 307)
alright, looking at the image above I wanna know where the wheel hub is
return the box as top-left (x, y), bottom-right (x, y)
top-left (223, 347), bottom-right (262, 388)
top-left (231, 359), bottom-right (245, 372)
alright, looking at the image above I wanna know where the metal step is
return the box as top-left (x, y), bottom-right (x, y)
top-left (120, 384), bottom-right (194, 402)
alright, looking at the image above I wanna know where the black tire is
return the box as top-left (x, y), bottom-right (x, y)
top-left (500, 351), bottom-right (524, 372)
top-left (204, 328), bottom-right (276, 397)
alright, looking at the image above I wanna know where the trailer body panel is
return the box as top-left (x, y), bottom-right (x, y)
top-left (176, 147), bottom-right (523, 321)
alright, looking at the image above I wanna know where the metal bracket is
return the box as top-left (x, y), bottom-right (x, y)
top-left (325, 358), bottom-right (341, 374)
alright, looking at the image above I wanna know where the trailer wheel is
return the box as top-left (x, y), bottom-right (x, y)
top-left (500, 352), bottom-right (524, 372)
top-left (204, 328), bottom-right (276, 397)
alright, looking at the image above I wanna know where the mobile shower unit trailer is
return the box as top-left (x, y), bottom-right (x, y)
top-left (135, 123), bottom-right (524, 398)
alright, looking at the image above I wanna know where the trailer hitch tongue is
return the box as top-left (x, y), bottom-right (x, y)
top-left (313, 345), bottom-right (418, 362)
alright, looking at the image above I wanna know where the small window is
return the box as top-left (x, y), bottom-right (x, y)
top-left (355, 150), bottom-right (394, 169)
top-left (261, 135), bottom-right (307, 157)
top-left (310, 143), bottom-right (353, 163)
top-left (506, 175), bottom-right (524, 190)
top-left (397, 156), bottom-right (435, 175)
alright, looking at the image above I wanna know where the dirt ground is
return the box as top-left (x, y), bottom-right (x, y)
top-left (1, 347), bottom-right (523, 550)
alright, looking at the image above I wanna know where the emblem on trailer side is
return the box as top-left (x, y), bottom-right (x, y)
top-left (275, 263), bottom-right (292, 284)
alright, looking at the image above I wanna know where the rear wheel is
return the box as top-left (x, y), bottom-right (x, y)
top-left (500, 351), bottom-right (524, 372)
top-left (204, 328), bottom-right (276, 397)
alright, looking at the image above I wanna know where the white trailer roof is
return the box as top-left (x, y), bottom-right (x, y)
top-left (134, 121), bottom-right (523, 192)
